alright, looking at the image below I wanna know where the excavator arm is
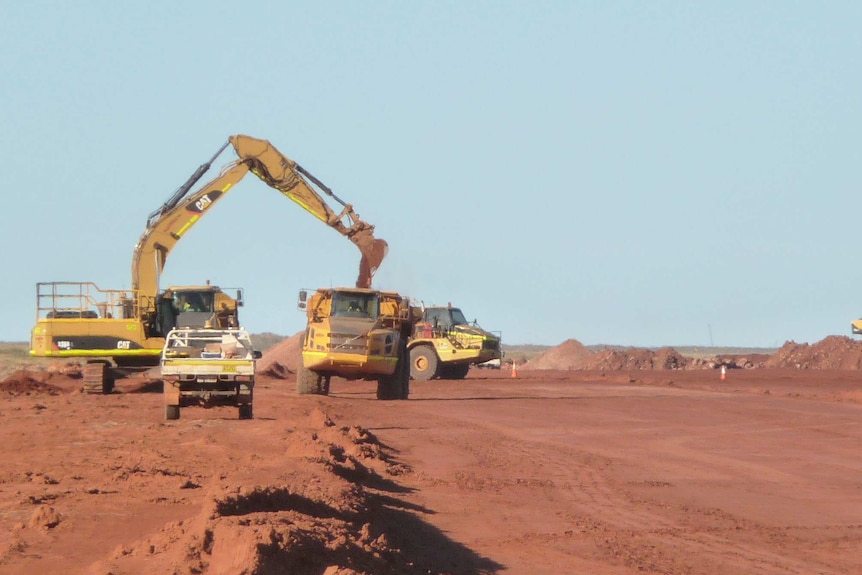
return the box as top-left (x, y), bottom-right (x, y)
top-left (228, 135), bottom-right (388, 289)
top-left (132, 135), bottom-right (388, 308)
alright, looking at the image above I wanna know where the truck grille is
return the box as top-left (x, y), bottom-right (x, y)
top-left (328, 333), bottom-right (367, 354)
top-left (483, 339), bottom-right (500, 351)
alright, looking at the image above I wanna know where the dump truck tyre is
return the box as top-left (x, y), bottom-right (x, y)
top-left (397, 345), bottom-right (410, 399)
top-left (165, 405), bottom-right (180, 420)
top-left (296, 363), bottom-right (316, 395)
top-left (298, 364), bottom-right (328, 395)
top-left (379, 347), bottom-right (410, 400)
top-left (376, 375), bottom-right (399, 400)
top-left (440, 364), bottom-right (470, 380)
top-left (410, 345), bottom-right (438, 381)
top-left (398, 358), bottom-right (410, 399)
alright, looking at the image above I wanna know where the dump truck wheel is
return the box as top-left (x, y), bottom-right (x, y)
top-left (398, 357), bottom-right (410, 399)
top-left (379, 345), bottom-right (410, 400)
top-left (165, 405), bottom-right (180, 420)
top-left (297, 364), bottom-right (328, 395)
top-left (440, 364), bottom-right (470, 380)
top-left (296, 364), bottom-right (316, 395)
top-left (238, 404), bottom-right (253, 420)
top-left (410, 346), bottom-right (438, 381)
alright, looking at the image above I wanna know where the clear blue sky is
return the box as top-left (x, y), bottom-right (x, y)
top-left (2, 2), bottom-right (860, 347)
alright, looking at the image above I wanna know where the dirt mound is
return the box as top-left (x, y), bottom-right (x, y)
top-left (0, 370), bottom-right (64, 396)
top-left (258, 332), bottom-right (304, 378)
top-left (583, 346), bottom-right (689, 370)
top-left (765, 335), bottom-right (862, 369)
top-left (91, 409), bottom-right (415, 575)
top-left (522, 340), bottom-right (688, 370)
top-left (521, 339), bottom-right (594, 370)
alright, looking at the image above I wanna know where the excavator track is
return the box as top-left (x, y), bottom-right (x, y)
top-left (82, 362), bottom-right (114, 394)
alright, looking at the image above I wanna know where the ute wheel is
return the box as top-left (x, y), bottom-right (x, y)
top-left (165, 405), bottom-right (180, 420)
top-left (410, 346), bottom-right (438, 381)
top-left (238, 404), bottom-right (253, 420)
top-left (440, 364), bottom-right (470, 380)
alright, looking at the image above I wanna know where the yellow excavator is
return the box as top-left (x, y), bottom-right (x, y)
top-left (30, 135), bottom-right (388, 392)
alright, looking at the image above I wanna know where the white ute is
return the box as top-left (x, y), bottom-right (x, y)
top-left (160, 327), bottom-right (261, 420)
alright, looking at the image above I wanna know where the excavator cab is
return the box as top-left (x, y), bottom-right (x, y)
top-left (156, 286), bottom-right (242, 335)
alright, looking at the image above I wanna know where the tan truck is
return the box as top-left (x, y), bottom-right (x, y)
top-left (160, 327), bottom-right (261, 420)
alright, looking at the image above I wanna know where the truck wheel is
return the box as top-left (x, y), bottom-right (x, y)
top-left (379, 347), bottom-right (410, 400)
top-left (440, 364), bottom-right (470, 380)
top-left (376, 374), bottom-right (399, 400)
top-left (398, 356), bottom-right (410, 399)
top-left (238, 404), bottom-right (253, 419)
top-left (297, 364), bottom-right (328, 395)
top-left (165, 405), bottom-right (180, 420)
top-left (410, 346), bottom-right (438, 381)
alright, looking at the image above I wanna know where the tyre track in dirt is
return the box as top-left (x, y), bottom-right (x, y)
top-left (380, 375), bottom-right (862, 574)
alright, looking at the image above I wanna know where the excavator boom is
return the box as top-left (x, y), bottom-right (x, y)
top-left (133, 135), bottom-right (387, 302)
top-left (228, 135), bottom-right (388, 288)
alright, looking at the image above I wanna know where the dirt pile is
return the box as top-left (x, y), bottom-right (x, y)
top-left (0, 370), bottom-right (65, 396)
top-left (520, 339), bottom-right (594, 370)
top-left (522, 340), bottom-right (689, 371)
top-left (90, 408), bottom-right (417, 575)
top-left (258, 331), bottom-right (304, 378)
top-left (766, 335), bottom-right (862, 369)
top-left (582, 346), bottom-right (689, 370)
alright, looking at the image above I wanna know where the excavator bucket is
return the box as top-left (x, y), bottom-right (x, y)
top-left (353, 230), bottom-right (388, 289)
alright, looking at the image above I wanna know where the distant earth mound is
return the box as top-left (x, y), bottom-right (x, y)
top-left (582, 346), bottom-right (689, 371)
top-left (519, 336), bottom-right (862, 371)
top-left (519, 339), bottom-right (594, 370)
top-left (765, 335), bottom-right (862, 369)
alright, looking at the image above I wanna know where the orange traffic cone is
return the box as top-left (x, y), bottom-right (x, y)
top-left (512, 360), bottom-right (518, 378)
top-left (720, 365), bottom-right (727, 381)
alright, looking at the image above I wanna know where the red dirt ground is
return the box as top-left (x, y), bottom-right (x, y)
top-left (2, 337), bottom-right (862, 574)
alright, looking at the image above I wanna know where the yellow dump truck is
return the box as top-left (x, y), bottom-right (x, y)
top-left (160, 327), bottom-right (261, 420)
top-left (297, 287), bottom-right (418, 399)
top-left (408, 305), bottom-right (502, 380)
